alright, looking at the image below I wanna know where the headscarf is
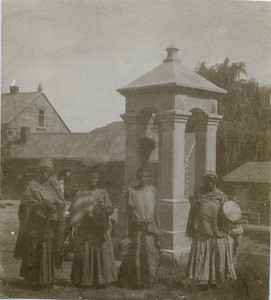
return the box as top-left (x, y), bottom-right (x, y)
top-left (38, 158), bottom-right (53, 170)
top-left (203, 170), bottom-right (218, 179)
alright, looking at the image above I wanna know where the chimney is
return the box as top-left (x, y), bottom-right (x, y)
top-left (38, 83), bottom-right (43, 92)
top-left (21, 127), bottom-right (30, 144)
top-left (10, 86), bottom-right (19, 94)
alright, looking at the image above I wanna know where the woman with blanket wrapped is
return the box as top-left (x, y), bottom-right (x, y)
top-left (14, 159), bottom-right (66, 286)
top-left (69, 171), bottom-right (117, 287)
top-left (120, 168), bottom-right (160, 289)
top-left (186, 170), bottom-right (236, 287)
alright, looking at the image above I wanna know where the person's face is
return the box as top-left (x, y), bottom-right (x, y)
top-left (39, 167), bottom-right (52, 182)
top-left (203, 175), bottom-right (217, 191)
top-left (138, 170), bottom-right (152, 186)
top-left (89, 173), bottom-right (99, 188)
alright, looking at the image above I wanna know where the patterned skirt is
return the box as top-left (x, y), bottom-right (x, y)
top-left (186, 231), bottom-right (236, 284)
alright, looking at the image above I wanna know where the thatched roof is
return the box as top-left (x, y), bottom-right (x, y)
top-left (9, 120), bottom-right (196, 165)
top-left (10, 122), bottom-right (126, 163)
top-left (223, 162), bottom-right (271, 183)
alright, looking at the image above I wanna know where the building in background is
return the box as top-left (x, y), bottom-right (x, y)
top-left (1, 84), bottom-right (70, 197)
top-left (1, 83), bottom-right (70, 138)
top-left (4, 122), bottom-right (127, 201)
top-left (223, 162), bottom-right (271, 225)
top-left (1, 84), bottom-right (197, 203)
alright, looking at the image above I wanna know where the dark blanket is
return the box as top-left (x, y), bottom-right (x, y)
top-left (186, 188), bottom-right (228, 238)
top-left (14, 176), bottom-right (65, 262)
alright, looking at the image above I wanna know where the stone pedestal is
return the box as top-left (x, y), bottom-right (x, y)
top-left (157, 199), bottom-right (191, 261)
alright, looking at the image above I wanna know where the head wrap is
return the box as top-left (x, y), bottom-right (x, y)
top-left (136, 167), bottom-right (151, 180)
top-left (38, 158), bottom-right (53, 171)
top-left (203, 170), bottom-right (218, 179)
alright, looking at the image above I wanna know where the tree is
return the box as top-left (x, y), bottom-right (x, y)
top-left (195, 58), bottom-right (271, 176)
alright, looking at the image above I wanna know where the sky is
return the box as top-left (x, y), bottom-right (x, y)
top-left (2, 0), bottom-right (271, 132)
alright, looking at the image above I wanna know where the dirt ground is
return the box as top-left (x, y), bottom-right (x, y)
top-left (0, 200), bottom-right (269, 299)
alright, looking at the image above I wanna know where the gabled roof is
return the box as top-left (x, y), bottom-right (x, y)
top-left (1, 92), bottom-right (41, 124)
top-left (223, 162), bottom-right (271, 183)
top-left (1, 90), bottom-right (70, 132)
top-left (118, 45), bottom-right (227, 96)
top-left (9, 121), bottom-right (196, 165)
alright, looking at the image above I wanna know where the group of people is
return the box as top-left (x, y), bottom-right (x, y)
top-left (14, 159), bottom-right (242, 290)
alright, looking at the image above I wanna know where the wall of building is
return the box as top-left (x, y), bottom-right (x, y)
top-left (223, 181), bottom-right (270, 225)
top-left (8, 94), bottom-right (69, 136)
top-left (2, 159), bottom-right (81, 199)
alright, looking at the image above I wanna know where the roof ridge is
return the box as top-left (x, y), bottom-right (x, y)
top-left (30, 132), bottom-right (90, 135)
top-left (2, 91), bottom-right (43, 124)
top-left (2, 91), bottom-right (41, 95)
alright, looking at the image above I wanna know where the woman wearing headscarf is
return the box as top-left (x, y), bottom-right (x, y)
top-left (186, 170), bottom-right (236, 287)
top-left (69, 171), bottom-right (117, 287)
top-left (14, 159), bottom-right (66, 286)
top-left (119, 168), bottom-right (160, 289)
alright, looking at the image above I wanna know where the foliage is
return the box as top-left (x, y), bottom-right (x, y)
top-left (195, 58), bottom-right (271, 176)
top-left (1, 123), bottom-right (14, 161)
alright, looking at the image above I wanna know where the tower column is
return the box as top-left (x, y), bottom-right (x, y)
top-left (205, 115), bottom-right (222, 171)
top-left (157, 110), bottom-right (192, 260)
top-left (194, 114), bottom-right (222, 191)
top-left (115, 113), bottom-right (142, 236)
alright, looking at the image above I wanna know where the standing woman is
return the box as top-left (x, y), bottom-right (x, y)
top-left (186, 171), bottom-right (236, 287)
top-left (69, 171), bottom-right (117, 287)
top-left (120, 168), bottom-right (160, 289)
top-left (14, 159), bottom-right (66, 286)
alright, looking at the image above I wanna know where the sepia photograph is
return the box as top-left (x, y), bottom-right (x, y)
top-left (0, 0), bottom-right (270, 299)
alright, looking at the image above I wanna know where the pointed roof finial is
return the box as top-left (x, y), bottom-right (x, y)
top-left (163, 43), bottom-right (180, 63)
top-left (38, 83), bottom-right (43, 92)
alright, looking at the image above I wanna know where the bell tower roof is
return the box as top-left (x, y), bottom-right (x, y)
top-left (118, 45), bottom-right (227, 96)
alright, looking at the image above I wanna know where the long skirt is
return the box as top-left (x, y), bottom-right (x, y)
top-left (120, 229), bottom-right (159, 288)
top-left (71, 232), bottom-right (117, 286)
top-left (186, 231), bottom-right (236, 284)
top-left (19, 220), bottom-right (62, 285)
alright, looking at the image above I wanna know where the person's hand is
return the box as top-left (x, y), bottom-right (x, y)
top-left (55, 198), bottom-right (65, 208)
top-left (99, 201), bottom-right (106, 208)
top-left (193, 199), bottom-right (203, 207)
top-left (106, 206), bottom-right (113, 215)
top-left (123, 232), bottom-right (128, 239)
top-left (157, 229), bottom-right (162, 238)
top-left (43, 200), bottom-right (55, 210)
top-left (93, 206), bottom-right (102, 215)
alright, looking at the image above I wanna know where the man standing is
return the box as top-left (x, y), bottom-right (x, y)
top-left (120, 168), bottom-right (160, 289)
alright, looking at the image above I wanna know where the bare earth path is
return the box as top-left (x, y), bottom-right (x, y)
top-left (0, 200), bottom-right (269, 299)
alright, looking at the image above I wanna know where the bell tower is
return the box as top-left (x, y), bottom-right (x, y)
top-left (117, 45), bottom-right (226, 260)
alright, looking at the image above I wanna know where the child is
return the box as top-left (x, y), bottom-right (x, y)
top-left (229, 220), bottom-right (243, 268)
top-left (33, 175), bottom-right (65, 220)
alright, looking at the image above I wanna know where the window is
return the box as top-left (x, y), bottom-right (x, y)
top-left (38, 109), bottom-right (45, 127)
